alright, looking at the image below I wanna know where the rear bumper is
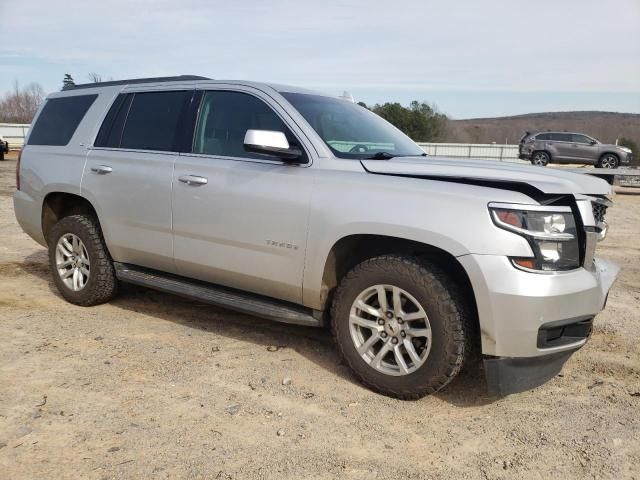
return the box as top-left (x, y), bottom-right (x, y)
top-left (13, 189), bottom-right (46, 246)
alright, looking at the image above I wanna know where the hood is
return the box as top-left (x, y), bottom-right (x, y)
top-left (602, 143), bottom-right (629, 152)
top-left (361, 156), bottom-right (612, 195)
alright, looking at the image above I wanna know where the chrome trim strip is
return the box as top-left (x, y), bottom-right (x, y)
top-left (488, 202), bottom-right (572, 213)
top-left (490, 210), bottom-right (576, 241)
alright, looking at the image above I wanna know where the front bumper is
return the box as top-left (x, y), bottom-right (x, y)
top-left (459, 254), bottom-right (618, 394)
top-left (459, 254), bottom-right (618, 357)
top-left (484, 349), bottom-right (576, 395)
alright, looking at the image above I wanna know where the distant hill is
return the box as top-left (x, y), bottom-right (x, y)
top-left (447, 111), bottom-right (640, 146)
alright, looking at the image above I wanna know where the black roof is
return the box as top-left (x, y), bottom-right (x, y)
top-left (63, 75), bottom-right (211, 91)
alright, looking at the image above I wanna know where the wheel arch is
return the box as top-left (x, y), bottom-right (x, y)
top-left (317, 234), bottom-right (479, 342)
top-left (599, 151), bottom-right (619, 162)
top-left (532, 149), bottom-right (552, 162)
top-left (41, 192), bottom-right (99, 244)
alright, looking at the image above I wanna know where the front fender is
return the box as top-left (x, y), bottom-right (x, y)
top-left (301, 170), bottom-right (536, 309)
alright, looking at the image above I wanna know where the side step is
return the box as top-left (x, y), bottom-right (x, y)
top-left (114, 263), bottom-right (323, 327)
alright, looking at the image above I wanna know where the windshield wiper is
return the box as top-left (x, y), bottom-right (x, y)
top-left (363, 152), bottom-right (396, 160)
top-left (363, 151), bottom-right (427, 160)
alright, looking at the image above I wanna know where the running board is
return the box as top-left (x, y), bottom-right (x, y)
top-left (114, 263), bottom-right (323, 327)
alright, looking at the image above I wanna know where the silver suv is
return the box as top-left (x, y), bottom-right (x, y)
top-left (14, 76), bottom-right (618, 398)
top-left (519, 131), bottom-right (633, 168)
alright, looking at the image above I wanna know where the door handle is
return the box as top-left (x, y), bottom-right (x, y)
top-left (178, 175), bottom-right (208, 186)
top-left (90, 165), bottom-right (113, 175)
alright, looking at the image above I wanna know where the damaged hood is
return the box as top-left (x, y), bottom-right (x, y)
top-left (361, 156), bottom-right (612, 195)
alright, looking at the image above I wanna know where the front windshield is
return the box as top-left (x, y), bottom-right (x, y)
top-left (281, 92), bottom-right (426, 159)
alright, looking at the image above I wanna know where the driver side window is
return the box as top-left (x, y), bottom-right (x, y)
top-left (571, 134), bottom-right (592, 144)
top-left (193, 91), bottom-right (303, 161)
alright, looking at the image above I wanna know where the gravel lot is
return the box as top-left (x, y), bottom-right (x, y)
top-left (1, 153), bottom-right (639, 479)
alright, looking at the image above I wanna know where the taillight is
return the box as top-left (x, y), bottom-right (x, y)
top-left (16, 148), bottom-right (22, 190)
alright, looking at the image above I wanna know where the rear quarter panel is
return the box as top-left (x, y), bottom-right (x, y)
top-left (14, 88), bottom-right (120, 246)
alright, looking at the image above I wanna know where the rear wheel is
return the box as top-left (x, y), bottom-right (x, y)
top-left (531, 151), bottom-right (550, 166)
top-left (48, 214), bottom-right (118, 306)
top-left (331, 255), bottom-right (468, 399)
top-left (597, 154), bottom-right (619, 169)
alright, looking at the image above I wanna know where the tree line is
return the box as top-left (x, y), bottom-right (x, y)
top-left (0, 76), bottom-right (635, 160)
top-left (0, 73), bottom-right (104, 124)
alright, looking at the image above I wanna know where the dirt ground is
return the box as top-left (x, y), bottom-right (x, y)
top-left (1, 152), bottom-right (638, 480)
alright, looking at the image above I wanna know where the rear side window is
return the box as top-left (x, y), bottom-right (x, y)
top-left (550, 133), bottom-right (571, 142)
top-left (28, 95), bottom-right (97, 146)
top-left (536, 133), bottom-right (551, 141)
top-left (95, 91), bottom-right (190, 151)
top-left (120, 91), bottom-right (190, 151)
top-left (94, 93), bottom-right (131, 148)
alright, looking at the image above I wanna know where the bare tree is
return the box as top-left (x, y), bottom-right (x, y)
top-left (0, 82), bottom-right (46, 123)
top-left (88, 72), bottom-right (103, 83)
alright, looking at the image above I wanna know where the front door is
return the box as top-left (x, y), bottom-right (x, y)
top-left (568, 133), bottom-right (597, 164)
top-left (171, 88), bottom-right (313, 303)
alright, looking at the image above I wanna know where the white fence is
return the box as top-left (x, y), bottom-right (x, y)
top-left (417, 142), bottom-right (523, 162)
top-left (1, 123), bottom-right (523, 162)
top-left (0, 123), bottom-right (30, 149)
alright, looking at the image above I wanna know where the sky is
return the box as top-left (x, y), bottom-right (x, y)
top-left (0, 0), bottom-right (639, 119)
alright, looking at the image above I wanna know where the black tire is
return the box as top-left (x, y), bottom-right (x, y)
top-left (331, 255), bottom-right (469, 400)
top-left (530, 151), bottom-right (550, 166)
top-left (597, 153), bottom-right (619, 169)
top-left (48, 214), bottom-right (118, 306)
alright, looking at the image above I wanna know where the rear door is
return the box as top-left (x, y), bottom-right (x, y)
top-left (549, 133), bottom-right (573, 162)
top-left (171, 86), bottom-right (313, 303)
top-left (83, 88), bottom-right (192, 273)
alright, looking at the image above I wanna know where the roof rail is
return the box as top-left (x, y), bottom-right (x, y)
top-left (62, 75), bottom-right (211, 91)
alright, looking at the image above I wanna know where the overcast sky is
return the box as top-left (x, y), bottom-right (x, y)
top-left (1, 0), bottom-right (638, 118)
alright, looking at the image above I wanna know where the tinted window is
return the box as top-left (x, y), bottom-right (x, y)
top-left (193, 91), bottom-right (303, 160)
top-left (550, 133), bottom-right (572, 142)
top-left (571, 134), bottom-right (592, 144)
top-left (536, 133), bottom-right (551, 141)
top-left (120, 91), bottom-right (190, 151)
top-left (94, 93), bottom-right (131, 148)
top-left (28, 95), bottom-right (97, 146)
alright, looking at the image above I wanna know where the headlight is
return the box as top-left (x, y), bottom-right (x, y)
top-left (619, 146), bottom-right (632, 154)
top-left (489, 203), bottom-right (580, 272)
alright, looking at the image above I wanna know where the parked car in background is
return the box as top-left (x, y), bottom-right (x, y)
top-left (519, 131), bottom-right (633, 168)
top-left (14, 76), bottom-right (619, 399)
top-left (0, 135), bottom-right (8, 160)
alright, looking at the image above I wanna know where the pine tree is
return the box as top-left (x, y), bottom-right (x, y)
top-left (62, 74), bottom-right (75, 90)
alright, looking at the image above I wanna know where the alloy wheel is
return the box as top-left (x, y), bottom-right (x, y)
top-left (600, 155), bottom-right (617, 168)
top-left (532, 153), bottom-right (548, 166)
top-left (55, 233), bottom-right (90, 291)
top-left (349, 284), bottom-right (432, 376)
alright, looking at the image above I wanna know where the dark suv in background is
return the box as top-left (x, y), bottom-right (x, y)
top-left (519, 131), bottom-right (633, 168)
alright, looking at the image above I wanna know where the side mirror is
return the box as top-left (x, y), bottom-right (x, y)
top-left (243, 130), bottom-right (303, 162)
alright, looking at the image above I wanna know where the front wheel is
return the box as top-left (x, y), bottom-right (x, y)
top-left (48, 214), bottom-right (118, 306)
top-left (531, 151), bottom-right (550, 166)
top-left (331, 255), bottom-right (468, 399)
top-left (597, 154), bottom-right (619, 169)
